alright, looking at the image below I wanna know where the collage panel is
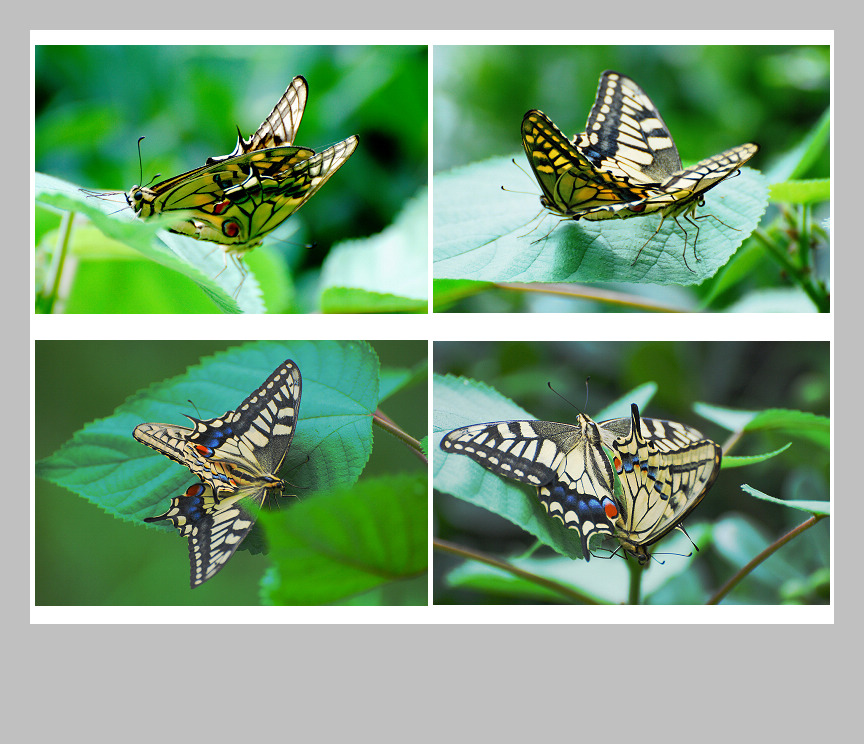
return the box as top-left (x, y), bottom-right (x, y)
top-left (35, 44), bottom-right (428, 314)
top-left (433, 341), bottom-right (829, 605)
top-left (433, 44), bottom-right (829, 313)
top-left (35, 340), bottom-right (428, 605)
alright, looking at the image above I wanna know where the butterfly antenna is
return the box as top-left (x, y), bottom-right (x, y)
top-left (186, 399), bottom-right (203, 419)
top-left (545, 382), bottom-right (583, 415)
top-left (136, 136), bottom-right (146, 186)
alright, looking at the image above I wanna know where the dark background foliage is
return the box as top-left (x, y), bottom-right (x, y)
top-left (434, 44), bottom-right (828, 174)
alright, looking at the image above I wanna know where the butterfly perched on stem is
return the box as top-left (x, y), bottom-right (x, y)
top-left (521, 70), bottom-right (758, 270)
top-left (124, 76), bottom-right (358, 286)
top-left (440, 402), bottom-right (721, 563)
top-left (134, 359), bottom-right (302, 587)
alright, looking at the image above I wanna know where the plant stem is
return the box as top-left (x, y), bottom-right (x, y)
top-left (373, 409), bottom-right (426, 464)
top-left (707, 514), bottom-right (828, 604)
top-left (434, 538), bottom-right (607, 604)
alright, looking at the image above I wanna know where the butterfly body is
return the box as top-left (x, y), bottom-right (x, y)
top-left (135, 359), bottom-right (302, 586)
top-left (441, 403), bottom-right (721, 563)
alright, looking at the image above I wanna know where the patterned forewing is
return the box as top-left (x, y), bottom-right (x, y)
top-left (521, 110), bottom-right (643, 217)
top-left (441, 420), bottom-right (577, 485)
top-left (441, 415), bottom-right (622, 559)
top-left (188, 360), bottom-right (301, 478)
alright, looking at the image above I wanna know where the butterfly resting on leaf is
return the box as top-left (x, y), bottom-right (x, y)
top-left (440, 402), bottom-right (721, 563)
top-left (125, 76), bottom-right (358, 286)
top-left (521, 70), bottom-right (759, 270)
top-left (134, 359), bottom-right (301, 587)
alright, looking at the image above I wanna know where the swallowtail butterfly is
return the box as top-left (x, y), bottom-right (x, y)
top-left (125, 76), bottom-right (358, 273)
top-left (134, 359), bottom-right (301, 586)
top-left (522, 70), bottom-right (758, 269)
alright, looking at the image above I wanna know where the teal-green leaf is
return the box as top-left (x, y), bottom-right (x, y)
top-left (36, 172), bottom-right (278, 313)
top-left (319, 187), bottom-right (428, 312)
top-left (722, 443), bottom-right (793, 468)
top-left (433, 156), bottom-right (767, 286)
top-left (741, 485), bottom-right (830, 516)
top-left (36, 341), bottom-right (379, 528)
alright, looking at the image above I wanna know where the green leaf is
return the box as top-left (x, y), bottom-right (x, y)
top-left (319, 187), bottom-right (428, 312)
top-left (433, 278), bottom-right (495, 310)
top-left (722, 444), bottom-right (793, 468)
top-left (433, 373), bottom-right (656, 561)
top-left (259, 473), bottom-right (427, 605)
top-left (722, 287), bottom-right (821, 313)
top-left (319, 287), bottom-right (427, 313)
top-left (695, 403), bottom-right (829, 448)
top-left (35, 172), bottom-right (288, 313)
top-left (433, 156), bottom-right (768, 286)
top-left (767, 108), bottom-right (830, 182)
top-left (740, 485), bottom-right (830, 516)
top-left (36, 341), bottom-right (380, 528)
top-left (769, 179), bottom-right (830, 205)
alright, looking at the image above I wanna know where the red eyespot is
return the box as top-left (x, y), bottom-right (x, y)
top-left (194, 444), bottom-right (213, 457)
top-left (604, 500), bottom-right (619, 519)
top-left (223, 220), bottom-right (240, 238)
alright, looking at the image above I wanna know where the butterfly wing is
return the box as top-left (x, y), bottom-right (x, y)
top-left (132, 421), bottom-right (219, 484)
top-left (206, 75), bottom-right (308, 164)
top-left (184, 359), bottom-right (302, 485)
top-left (127, 137), bottom-right (357, 251)
top-left (136, 359), bottom-right (303, 586)
top-left (441, 415), bottom-right (622, 559)
top-left (576, 70), bottom-right (683, 184)
top-left (599, 403), bottom-right (722, 562)
top-left (521, 109), bottom-right (642, 218)
top-left (144, 481), bottom-right (267, 587)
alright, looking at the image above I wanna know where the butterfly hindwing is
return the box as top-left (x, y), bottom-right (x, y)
top-left (604, 404), bottom-right (722, 561)
top-left (144, 482), bottom-right (265, 587)
top-left (135, 359), bottom-right (302, 587)
top-left (441, 403), bottom-right (722, 563)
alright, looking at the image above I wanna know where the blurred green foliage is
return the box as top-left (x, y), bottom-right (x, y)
top-left (35, 340), bottom-right (427, 605)
top-left (434, 45), bottom-right (829, 174)
top-left (35, 45), bottom-right (428, 311)
top-left (433, 341), bottom-right (829, 604)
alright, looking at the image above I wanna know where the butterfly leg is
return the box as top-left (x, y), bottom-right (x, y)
top-left (673, 213), bottom-right (698, 273)
top-left (631, 214), bottom-right (668, 267)
top-left (230, 253), bottom-right (248, 298)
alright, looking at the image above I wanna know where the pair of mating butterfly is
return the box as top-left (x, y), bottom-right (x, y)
top-left (441, 401), bottom-right (722, 565)
top-left (126, 76), bottom-right (357, 273)
top-left (134, 359), bottom-right (302, 587)
top-left (521, 70), bottom-right (759, 269)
